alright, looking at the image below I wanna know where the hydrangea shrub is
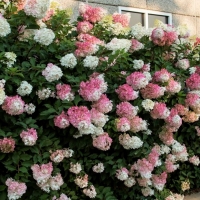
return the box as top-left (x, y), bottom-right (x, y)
top-left (0, 1), bottom-right (200, 200)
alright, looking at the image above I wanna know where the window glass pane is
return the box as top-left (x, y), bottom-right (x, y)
top-left (122, 11), bottom-right (144, 26)
top-left (148, 14), bottom-right (168, 27)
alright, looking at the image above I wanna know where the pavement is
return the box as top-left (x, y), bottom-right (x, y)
top-left (184, 193), bottom-right (200, 200)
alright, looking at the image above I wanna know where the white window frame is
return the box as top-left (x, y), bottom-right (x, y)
top-left (118, 7), bottom-right (172, 29)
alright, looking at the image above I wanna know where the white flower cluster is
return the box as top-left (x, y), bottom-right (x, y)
top-left (0, 88), bottom-right (6, 105)
top-left (34, 28), bottom-right (55, 46)
top-left (0, 15), bottom-right (11, 37)
top-left (83, 56), bottom-right (99, 70)
top-left (24, 0), bottom-right (51, 19)
top-left (36, 88), bottom-right (51, 100)
top-left (17, 81), bottom-right (33, 96)
top-left (69, 162), bottom-right (82, 174)
top-left (160, 144), bottom-right (171, 155)
top-left (92, 163), bottom-right (104, 173)
top-left (60, 53), bottom-right (77, 69)
top-left (141, 187), bottom-right (154, 197)
top-left (108, 23), bottom-right (130, 36)
top-left (143, 129), bottom-right (152, 135)
top-left (24, 103), bottom-right (36, 114)
top-left (42, 64), bottom-right (63, 82)
top-left (106, 38), bottom-right (131, 52)
top-left (141, 99), bottom-right (155, 111)
top-left (119, 133), bottom-right (143, 150)
top-left (133, 59), bottom-right (144, 70)
top-left (124, 177), bottom-right (136, 188)
top-left (116, 171), bottom-right (128, 181)
top-left (4, 52), bottom-right (17, 67)
top-left (131, 23), bottom-right (148, 40)
top-left (63, 148), bottom-right (74, 158)
top-left (83, 185), bottom-right (97, 198)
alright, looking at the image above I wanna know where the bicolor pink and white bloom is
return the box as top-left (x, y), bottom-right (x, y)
top-left (116, 117), bottom-right (130, 132)
top-left (31, 162), bottom-right (53, 184)
top-left (137, 177), bottom-right (152, 187)
top-left (189, 155), bottom-right (200, 166)
top-left (159, 126), bottom-right (175, 146)
top-left (175, 59), bottom-right (190, 70)
top-left (147, 146), bottom-right (160, 167)
top-left (90, 108), bottom-right (108, 127)
top-left (52, 194), bottom-right (71, 200)
top-left (50, 150), bottom-right (65, 163)
top-left (116, 102), bottom-right (138, 119)
top-left (141, 83), bottom-right (165, 99)
top-left (79, 75), bottom-right (107, 101)
top-left (54, 111), bottom-right (70, 129)
top-left (77, 21), bottom-right (93, 33)
top-left (152, 69), bottom-right (171, 83)
top-left (116, 167), bottom-right (129, 181)
top-left (112, 13), bottom-right (130, 27)
top-left (130, 39), bottom-right (144, 52)
top-left (56, 83), bottom-right (74, 101)
top-left (152, 172), bottom-right (167, 191)
top-left (49, 173), bottom-right (64, 190)
top-left (151, 28), bottom-right (165, 46)
top-left (130, 116), bottom-right (148, 133)
top-left (67, 106), bottom-right (91, 128)
top-left (166, 79), bottom-right (181, 94)
top-left (24, 0), bottom-right (50, 19)
top-left (116, 84), bottom-right (139, 101)
top-left (0, 137), bottom-right (15, 153)
top-left (126, 72), bottom-right (149, 90)
top-left (91, 94), bottom-right (113, 113)
top-left (92, 132), bottom-right (112, 151)
top-left (2, 95), bottom-right (24, 115)
top-left (79, 3), bottom-right (107, 23)
top-left (74, 174), bottom-right (88, 188)
top-left (6, 178), bottom-right (27, 200)
top-left (42, 63), bottom-right (63, 82)
top-left (83, 185), bottom-right (97, 198)
top-left (165, 110), bottom-right (182, 130)
top-left (20, 128), bottom-right (38, 146)
top-left (150, 102), bottom-right (170, 119)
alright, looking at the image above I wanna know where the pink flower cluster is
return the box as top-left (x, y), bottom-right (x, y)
top-left (150, 102), bottom-right (170, 119)
top-left (77, 21), bottom-right (93, 33)
top-left (0, 137), bottom-right (15, 153)
top-left (115, 84), bottom-right (139, 101)
top-left (2, 95), bottom-right (24, 115)
top-left (116, 117), bottom-right (130, 132)
top-left (74, 174), bottom-right (88, 188)
top-left (92, 132), bottom-right (112, 151)
top-left (54, 111), bottom-right (70, 129)
top-left (116, 167), bottom-right (129, 181)
top-left (186, 73), bottom-right (200, 90)
top-left (20, 128), bottom-right (38, 146)
top-left (112, 13), bottom-right (130, 27)
top-left (6, 178), bottom-right (27, 200)
top-left (130, 39), bottom-right (144, 52)
top-left (79, 3), bottom-right (107, 23)
top-left (79, 74), bottom-right (107, 101)
top-left (151, 28), bottom-right (178, 46)
top-left (56, 83), bottom-right (74, 101)
top-left (152, 69), bottom-right (171, 83)
top-left (152, 172), bottom-right (167, 191)
top-left (50, 148), bottom-right (74, 163)
top-left (52, 193), bottom-right (71, 200)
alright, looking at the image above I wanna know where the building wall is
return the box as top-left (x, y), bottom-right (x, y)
top-left (57, 0), bottom-right (200, 36)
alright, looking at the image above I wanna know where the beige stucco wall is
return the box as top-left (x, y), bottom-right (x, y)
top-left (57, 0), bottom-right (200, 36)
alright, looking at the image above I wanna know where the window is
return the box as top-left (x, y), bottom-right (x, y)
top-left (118, 7), bottom-right (172, 28)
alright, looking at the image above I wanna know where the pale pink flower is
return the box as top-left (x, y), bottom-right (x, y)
top-left (116, 102), bottom-right (138, 119)
top-left (49, 173), bottom-right (64, 190)
top-left (165, 109), bottom-right (182, 130)
top-left (20, 128), bottom-right (38, 146)
top-left (31, 162), bottom-right (53, 184)
top-left (2, 95), bottom-right (24, 115)
top-left (67, 106), bottom-right (91, 128)
top-left (166, 79), bottom-right (181, 94)
top-left (147, 146), bottom-right (160, 167)
top-left (151, 28), bottom-right (165, 46)
top-left (77, 21), bottom-right (93, 33)
top-left (92, 132), bottom-right (112, 151)
top-left (112, 13), bottom-right (130, 27)
top-left (140, 83), bottom-right (165, 99)
top-left (130, 39), bottom-right (144, 52)
top-left (52, 193), bottom-right (71, 200)
top-left (173, 104), bottom-right (189, 116)
top-left (83, 185), bottom-right (97, 198)
top-left (159, 128), bottom-right (174, 146)
top-left (126, 72), bottom-right (149, 90)
top-left (56, 84), bottom-right (74, 101)
top-left (90, 108), bottom-right (108, 127)
top-left (189, 155), bottom-right (200, 166)
top-left (0, 137), bottom-right (15, 153)
top-left (50, 150), bottom-right (65, 163)
top-left (79, 3), bottom-right (107, 23)
top-left (137, 177), bottom-right (152, 187)
top-left (115, 84), bottom-right (138, 101)
top-left (74, 174), bottom-right (88, 188)
top-left (150, 102), bottom-right (170, 119)
top-left (6, 178), bottom-right (27, 200)
top-left (116, 167), bottom-right (129, 181)
top-left (175, 59), bottom-right (190, 70)
top-left (54, 111), bottom-right (70, 129)
top-left (186, 73), bottom-right (200, 90)
top-left (92, 94), bottom-right (113, 113)
top-left (165, 155), bottom-right (179, 173)
top-left (116, 117), bottom-right (130, 132)
top-left (130, 116), bottom-right (148, 133)
top-left (92, 163), bottom-right (104, 173)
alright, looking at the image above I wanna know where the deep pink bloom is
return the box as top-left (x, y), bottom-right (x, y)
top-left (186, 73), bottom-right (200, 90)
top-left (130, 116), bottom-right (148, 133)
top-left (150, 102), bottom-right (170, 119)
top-left (152, 172), bottom-right (167, 191)
top-left (54, 111), bottom-right (70, 129)
top-left (56, 83), bottom-right (74, 101)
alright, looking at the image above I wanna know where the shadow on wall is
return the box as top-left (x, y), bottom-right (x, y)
top-left (57, 0), bottom-right (199, 36)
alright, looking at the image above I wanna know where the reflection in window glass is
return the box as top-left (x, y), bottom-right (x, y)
top-left (148, 14), bottom-right (168, 27)
top-left (122, 11), bottom-right (144, 26)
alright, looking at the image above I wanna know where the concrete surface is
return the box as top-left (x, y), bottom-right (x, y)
top-left (184, 193), bottom-right (200, 200)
